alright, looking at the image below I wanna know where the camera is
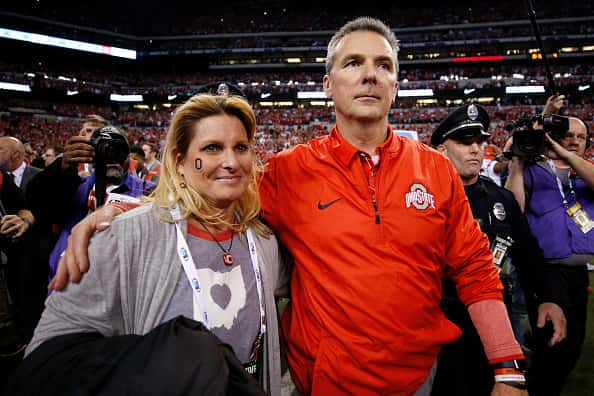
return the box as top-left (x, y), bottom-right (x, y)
top-left (536, 114), bottom-right (570, 140)
top-left (89, 126), bottom-right (130, 165)
top-left (505, 114), bottom-right (570, 160)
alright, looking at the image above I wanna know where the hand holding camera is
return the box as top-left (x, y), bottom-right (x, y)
top-left (544, 132), bottom-right (576, 162)
top-left (61, 135), bottom-right (95, 171)
top-left (61, 126), bottom-right (130, 173)
top-left (503, 114), bottom-right (571, 162)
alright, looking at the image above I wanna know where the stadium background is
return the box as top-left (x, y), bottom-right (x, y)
top-left (0, 1), bottom-right (592, 394)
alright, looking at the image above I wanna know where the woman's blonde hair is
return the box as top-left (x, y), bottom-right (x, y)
top-left (151, 94), bottom-right (270, 236)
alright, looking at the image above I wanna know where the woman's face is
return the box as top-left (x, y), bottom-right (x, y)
top-left (177, 114), bottom-right (253, 213)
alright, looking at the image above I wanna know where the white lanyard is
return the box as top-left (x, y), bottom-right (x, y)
top-left (545, 158), bottom-right (574, 207)
top-left (171, 208), bottom-right (266, 335)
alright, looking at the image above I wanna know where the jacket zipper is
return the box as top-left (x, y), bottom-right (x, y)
top-left (360, 152), bottom-right (380, 224)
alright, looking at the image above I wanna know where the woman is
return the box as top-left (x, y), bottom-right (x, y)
top-left (9, 95), bottom-right (289, 396)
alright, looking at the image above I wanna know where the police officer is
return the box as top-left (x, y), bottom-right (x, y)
top-left (429, 104), bottom-right (567, 396)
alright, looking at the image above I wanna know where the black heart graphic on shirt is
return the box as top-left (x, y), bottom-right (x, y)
top-left (211, 284), bottom-right (231, 309)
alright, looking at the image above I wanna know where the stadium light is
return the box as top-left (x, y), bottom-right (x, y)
top-left (0, 27), bottom-right (136, 59)
top-left (110, 94), bottom-right (143, 102)
top-left (397, 89), bottom-right (434, 98)
top-left (578, 85), bottom-right (591, 91)
top-left (505, 86), bottom-right (546, 94)
top-left (453, 55), bottom-right (504, 63)
top-left (297, 91), bottom-right (327, 99)
top-left (0, 82), bottom-right (31, 92)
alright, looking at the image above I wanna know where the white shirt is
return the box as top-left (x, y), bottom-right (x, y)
top-left (9, 161), bottom-right (26, 188)
top-left (480, 159), bottom-right (502, 186)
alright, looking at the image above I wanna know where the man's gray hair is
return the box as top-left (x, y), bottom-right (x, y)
top-left (325, 17), bottom-right (399, 75)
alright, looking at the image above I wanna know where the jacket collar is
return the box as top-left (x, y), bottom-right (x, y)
top-left (329, 125), bottom-right (399, 167)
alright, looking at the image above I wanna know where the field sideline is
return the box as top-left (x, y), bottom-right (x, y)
top-left (561, 271), bottom-right (594, 396)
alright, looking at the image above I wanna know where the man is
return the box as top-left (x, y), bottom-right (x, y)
top-left (42, 146), bottom-right (62, 168)
top-left (0, 169), bottom-right (32, 385)
top-left (77, 114), bottom-right (108, 176)
top-left (55, 18), bottom-right (526, 395)
top-left (28, 125), bottom-right (155, 281)
top-left (0, 136), bottom-right (42, 193)
top-left (130, 145), bottom-right (159, 184)
top-left (430, 104), bottom-right (566, 396)
top-left (142, 142), bottom-right (161, 182)
top-left (79, 114), bottom-right (108, 138)
top-left (481, 143), bottom-right (508, 186)
top-left (0, 137), bottom-right (40, 342)
top-left (505, 106), bottom-right (593, 396)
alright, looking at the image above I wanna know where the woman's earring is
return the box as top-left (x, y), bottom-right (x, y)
top-left (179, 175), bottom-right (187, 188)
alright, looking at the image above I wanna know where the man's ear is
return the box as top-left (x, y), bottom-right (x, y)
top-left (436, 144), bottom-right (447, 155)
top-left (323, 74), bottom-right (332, 99)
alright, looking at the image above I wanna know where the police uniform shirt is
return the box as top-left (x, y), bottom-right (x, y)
top-left (464, 176), bottom-right (553, 304)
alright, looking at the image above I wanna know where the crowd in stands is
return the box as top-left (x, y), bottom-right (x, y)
top-left (2, 99), bottom-right (593, 163)
top-left (3, 0), bottom-right (592, 36)
top-left (137, 20), bottom-right (594, 52)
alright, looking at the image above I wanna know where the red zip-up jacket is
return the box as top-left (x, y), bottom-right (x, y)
top-left (260, 126), bottom-right (503, 395)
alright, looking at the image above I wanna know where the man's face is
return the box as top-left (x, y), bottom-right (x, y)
top-left (558, 118), bottom-right (588, 158)
top-left (43, 148), bottom-right (57, 167)
top-left (323, 30), bottom-right (398, 124)
top-left (79, 122), bottom-right (102, 138)
top-left (0, 138), bottom-right (16, 170)
top-left (439, 136), bottom-right (485, 185)
top-left (142, 144), bottom-right (154, 163)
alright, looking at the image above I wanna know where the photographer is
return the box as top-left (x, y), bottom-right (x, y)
top-left (27, 125), bottom-right (155, 281)
top-left (505, 98), bottom-right (594, 396)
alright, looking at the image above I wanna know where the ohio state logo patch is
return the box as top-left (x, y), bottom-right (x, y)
top-left (405, 183), bottom-right (436, 210)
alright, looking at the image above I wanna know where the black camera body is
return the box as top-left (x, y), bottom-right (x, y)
top-left (536, 114), bottom-right (570, 140)
top-left (507, 114), bottom-right (571, 161)
top-left (89, 126), bottom-right (130, 166)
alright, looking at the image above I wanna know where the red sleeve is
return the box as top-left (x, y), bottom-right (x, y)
top-left (259, 155), bottom-right (280, 232)
top-left (468, 299), bottom-right (524, 363)
top-left (442, 161), bottom-right (504, 306)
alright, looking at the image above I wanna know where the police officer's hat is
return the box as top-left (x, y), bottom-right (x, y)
top-left (431, 104), bottom-right (490, 146)
top-left (196, 82), bottom-right (245, 98)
